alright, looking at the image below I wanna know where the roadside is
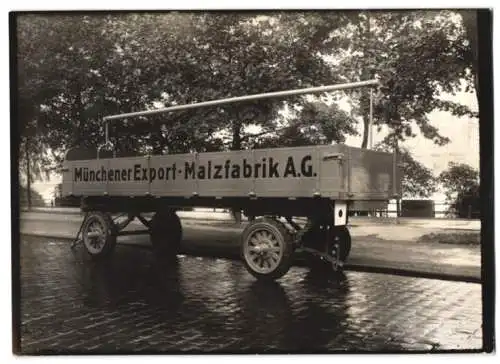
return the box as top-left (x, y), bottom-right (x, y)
top-left (21, 206), bottom-right (481, 228)
top-left (20, 209), bottom-right (481, 245)
top-left (19, 212), bottom-right (481, 282)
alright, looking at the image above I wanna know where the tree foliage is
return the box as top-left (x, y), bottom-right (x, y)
top-left (399, 151), bottom-right (437, 198)
top-left (335, 10), bottom-right (477, 148)
top-left (254, 101), bottom-right (358, 148)
top-left (17, 12), bottom-right (353, 157)
top-left (458, 11), bottom-right (479, 102)
top-left (438, 162), bottom-right (480, 218)
top-left (16, 10), bottom-right (479, 186)
top-left (374, 143), bottom-right (436, 198)
top-left (438, 162), bottom-right (479, 200)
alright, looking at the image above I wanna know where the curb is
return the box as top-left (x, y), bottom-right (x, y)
top-left (20, 232), bottom-right (481, 284)
top-left (344, 263), bottom-right (481, 284)
top-left (22, 209), bottom-right (240, 223)
top-left (21, 209), bottom-right (481, 230)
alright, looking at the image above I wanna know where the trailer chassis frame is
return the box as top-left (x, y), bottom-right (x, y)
top-left (71, 194), bottom-right (350, 276)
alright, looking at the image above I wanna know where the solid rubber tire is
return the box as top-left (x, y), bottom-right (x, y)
top-left (150, 210), bottom-right (182, 259)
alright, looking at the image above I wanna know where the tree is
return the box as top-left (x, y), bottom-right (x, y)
top-left (17, 14), bottom-right (137, 207)
top-left (16, 15), bottom-right (67, 206)
top-left (17, 12), bottom-right (352, 161)
top-left (151, 12), bottom-right (349, 151)
top-left (18, 136), bottom-right (53, 208)
top-left (254, 101), bottom-right (358, 148)
top-left (17, 10), bottom-right (480, 179)
top-left (399, 150), bottom-right (437, 198)
top-left (374, 143), bottom-right (436, 198)
top-left (438, 162), bottom-right (479, 218)
top-left (458, 10), bottom-right (479, 102)
top-left (453, 184), bottom-right (480, 219)
top-left (438, 162), bottom-right (479, 200)
top-left (334, 10), bottom-right (477, 149)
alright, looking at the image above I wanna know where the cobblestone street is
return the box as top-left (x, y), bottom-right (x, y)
top-left (18, 236), bottom-right (483, 354)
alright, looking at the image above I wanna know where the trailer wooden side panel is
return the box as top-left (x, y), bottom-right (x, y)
top-left (341, 145), bottom-right (401, 200)
top-left (62, 145), bottom-right (400, 201)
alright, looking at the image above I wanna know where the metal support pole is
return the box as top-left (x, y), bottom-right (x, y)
top-left (70, 212), bottom-right (89, 249)
top-left (369, 88), bottom-right (374, 149)
top-left (392, 135), bottom-right (400, 222)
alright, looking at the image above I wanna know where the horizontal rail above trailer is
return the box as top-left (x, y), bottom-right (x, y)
top-left (99, 79), bottom-right (380, 153)
top-left (103, 79), bottom-right (379, 122)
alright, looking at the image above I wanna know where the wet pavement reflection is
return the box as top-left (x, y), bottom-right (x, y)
top-left (19, 236), bottom-right (482, 353)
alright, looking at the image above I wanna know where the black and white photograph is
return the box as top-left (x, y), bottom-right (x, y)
top-left (9, 5), bottom-right (494, 356)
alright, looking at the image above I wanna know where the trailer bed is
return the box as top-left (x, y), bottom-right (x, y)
top-left (62, 144), bottom-right (400, 202)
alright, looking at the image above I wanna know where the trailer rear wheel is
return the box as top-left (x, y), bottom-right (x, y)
top-left (303, 224), bottom-right (352, 273)
top-left (150, 210), bottom-right (182, 259)
top-left (333, 226), bottom-right (352, 262)
top-left (82, 212), bottom-right (117, 259)
top-left (241, 218), bottom-right (294, 281)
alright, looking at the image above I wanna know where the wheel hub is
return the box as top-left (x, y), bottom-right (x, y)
top-left (84, 220), bottom-right (106, 253)
top-left (245, 229), bottom-right (283, 274)
top-left (254, 239), bottom-right (273, 254)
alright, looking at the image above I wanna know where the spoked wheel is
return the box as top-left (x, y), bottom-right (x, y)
top-left (150, 209), bottom-right (183, 259)
top-left (241, 218), bottom-right (294, 281)
top-left (82, 212), bottom-right (117, 259)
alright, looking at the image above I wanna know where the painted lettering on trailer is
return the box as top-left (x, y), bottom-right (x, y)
top-left (73, 155), bottom-right (316, 183)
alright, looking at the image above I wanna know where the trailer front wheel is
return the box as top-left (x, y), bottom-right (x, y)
top-left (241, 218), bottom-right (294, 281)
top-left (82, 212), bottom-right (117, 259)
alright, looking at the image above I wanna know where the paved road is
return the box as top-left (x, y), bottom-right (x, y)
top-left (18, 235), bottom-right (482, 353)
top-left (20, 212), bottom-right (481, 280)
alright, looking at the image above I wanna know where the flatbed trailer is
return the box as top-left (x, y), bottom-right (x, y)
top-left (63, 80), bottom-right (401, 281)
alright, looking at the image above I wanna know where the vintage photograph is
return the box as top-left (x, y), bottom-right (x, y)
top-left (12, 9), bottom-right (493, 354)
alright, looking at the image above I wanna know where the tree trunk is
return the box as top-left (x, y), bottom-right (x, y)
top-left (396, 196), bottom-right (401, 217)
top-left (152, 127), bottom-right (167, 155)
top-left (230, 120), bottom-right (242, 222)
top-left (360, 112), bottom-right (370, 149)
top-left (25, 138), bottom-right (31, 210)
top-left (231, 121), bottom-right (242, 151)
top-left (360, 12), bottom-right (373, 149)
top-left (460, 10), bottom-right (479, 103)
top-left (394, 135), bottom-right (401, 219)
top-left (72, 90), bottom-right (84, 147)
